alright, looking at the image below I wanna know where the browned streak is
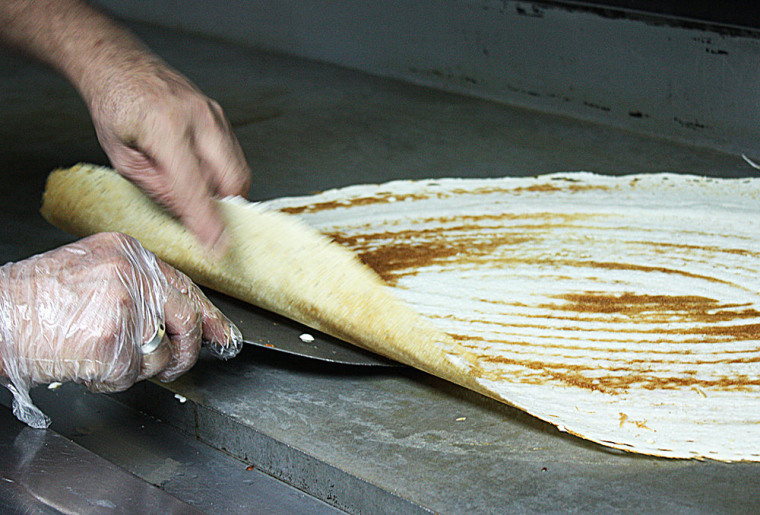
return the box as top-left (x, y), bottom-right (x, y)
top-left (441, 316), bottom-right (760, 341)
top-left (442, 320), bottom-right (760, 348)
top-left (329, 227), bottom-right (536, 284)
top-left (279, 192), bottom-right (430, 215)
top-left (449, 333), bottom-right (760, 362)
top-left (416, 211), bottom-right (597, 226)
top-left (548, 292), bottom-right (760, 324)
top-left (468, 353), bottom-right (760, 393)
top-left (569, 261), bottom-right (736, 286)
top-left (328, 214), bottom-right (742, 288)
top-left (279, 183), bottom-right (613, 215)
top-left (464, 345), bottom-right (760, 367)
top-left (631, 240), bottom-right (760, 258)
top-left (557, 292), bottom-right (724, 315)
top-left (451, 309), bottom-right (760, 326)
top-left (509, 183), bottom-right (611, 194)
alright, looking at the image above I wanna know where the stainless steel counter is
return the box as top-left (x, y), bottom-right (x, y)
top-left (0, 404), bottom-right (201, 514)
top-left (2, 22), bottom-right (759, 514)
top-left (0, 385), bottom-right (342, 514)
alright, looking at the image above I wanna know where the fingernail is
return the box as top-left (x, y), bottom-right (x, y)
top-left (207, 322), bottom-right (242, 360)
top-left (205, 227), bottom-right (230, 262)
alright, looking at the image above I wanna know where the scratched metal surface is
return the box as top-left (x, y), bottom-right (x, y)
top-left (0, 403), bottom-right (201, 514)
top-left (2, 22), bottom-right (760, 513)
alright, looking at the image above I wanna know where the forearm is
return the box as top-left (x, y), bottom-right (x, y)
top-left (1, 1), bottom-right (252, 250)
top-left (0, 0), bottom-right (162, 105)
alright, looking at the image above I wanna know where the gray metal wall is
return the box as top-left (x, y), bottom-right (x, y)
top-left (96, 0), bottom-right (760, 158)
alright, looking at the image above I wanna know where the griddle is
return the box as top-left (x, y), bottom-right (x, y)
top-left (2, 21), bottom-right (759, 514)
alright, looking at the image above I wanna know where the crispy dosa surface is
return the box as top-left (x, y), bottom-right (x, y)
top-left (264, 172), bottom-right (760, 461)
top-left (42, 164), bottom-right (760, 460)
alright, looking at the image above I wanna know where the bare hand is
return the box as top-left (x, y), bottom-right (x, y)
top-left (88, 62), bottom-right (252, 250)
top-left (0, 0), bottom-right (252, 249)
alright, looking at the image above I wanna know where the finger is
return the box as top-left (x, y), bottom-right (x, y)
top-left (139, 332), bottom-right (172, 379)
top-left (83, 309), bottom-right (144, 393)
top-left (157, 260), bottom-right (243, 358)
top-left (156, 286), bottom-right (203, 382)
top-left (113, 126), bottom-right (229, 250)
top-left (194, 99), bottom-right (252, 197)
top-left (153, 140), bottom-right (227, 251)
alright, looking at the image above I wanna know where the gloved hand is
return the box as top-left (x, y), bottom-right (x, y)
top-left (0, 232), bottom-right (242, 429)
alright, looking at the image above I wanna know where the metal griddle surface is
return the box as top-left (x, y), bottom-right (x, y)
top-left (2, 22), bottom-right (760, 514)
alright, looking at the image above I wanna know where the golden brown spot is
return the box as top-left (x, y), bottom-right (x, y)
top-left (509, 182), bottom-right (611, 194)
top-left (468, 351), bottom-right (760, 393)
top-left (329, 225), bottom-right (537, 284)
top-left (551, 292), bottom-right (760, 325)
top-left (279, 191), bottom-right (442, 215)
top-left (634, 420), bottom-right (650, 430)
top-left (632, 240), bottom-right (760, 258)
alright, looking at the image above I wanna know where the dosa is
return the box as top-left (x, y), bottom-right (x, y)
top-left (264, 172), bottom-right (760, 462)
top-left (42, 165), bottom-right (760, 461)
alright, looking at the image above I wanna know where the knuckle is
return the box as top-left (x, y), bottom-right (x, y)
top-left (172, 270), bottom-right (194, 295)
top-left (89, 333), bottom-right (139, 385)
top-left (206, 98), bottom-right (222, 112)
top-left (182, 303), bottom-right (204, 331)
top-left (84, 231), bottom-right (126, 249)
top-left (100, 253), bottom-right (134, 279)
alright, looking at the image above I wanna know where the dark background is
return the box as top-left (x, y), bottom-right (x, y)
top-left (552, 1), bottom-right (760, 31)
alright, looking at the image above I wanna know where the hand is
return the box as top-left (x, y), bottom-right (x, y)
top-left (0, 1), bottom-right (252, 249)
top-left (0, 232), bottom-right (242, 428)
top-left (87, 60), bottom-right (252, 250)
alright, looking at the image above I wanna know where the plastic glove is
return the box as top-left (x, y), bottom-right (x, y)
top-left (0, 232), bottom-right (242, 429)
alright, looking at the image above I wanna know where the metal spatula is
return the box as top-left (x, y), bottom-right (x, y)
top-left (203, 289), bottom-right (399, 367)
